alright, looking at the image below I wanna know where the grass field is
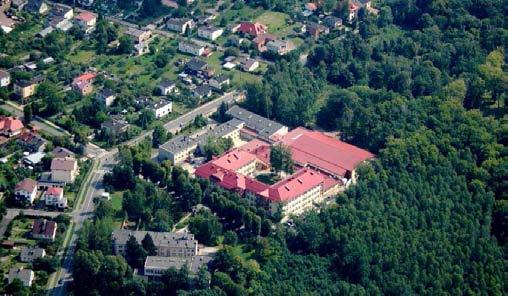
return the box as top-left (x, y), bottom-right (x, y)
top-left (255, 11), bottom-right (291, 37)
top-left (7, 218), bottom-right (36, 245)
top-left (110, 191), bottom-right (124, 211)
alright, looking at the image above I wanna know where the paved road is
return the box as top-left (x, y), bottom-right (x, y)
top-left (49, 152), bottom-right (116, 296)
top-left (49, 91), bottom-right (243, 295)
top-left (0, 102), bottom-right (69, 137)
top-left (123, 90), bottom-right (244, 147)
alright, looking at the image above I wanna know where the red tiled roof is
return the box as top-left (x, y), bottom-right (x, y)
top-left (280, 127), bottom-right (374, 177)
top-left (50, 157), bottom-right (76, 171)
top-left (268, 168), bottom-right (323, 202)
top-left (252, 33), bottom-right (276, 45)
top-left (15, 178), bottom-right (37, 193)
top-left (238, 22), bottom-right (267, 36)
top-left (306, 2), bottom-right (318, 10)
top-left (32, 219), bottom-right (56, 237)
top-left (212, 149), bottom-right (257, 171)
top-left (73, 72), bottom-right (96, 84)
top-left (45, 187), bottom-right (63, 196)
top-left (75, 11), bottom-right (97, 22)
top-left (0, 117), bottom-right (24, 133)
top-left (239, 139), bottom-right (271, 165)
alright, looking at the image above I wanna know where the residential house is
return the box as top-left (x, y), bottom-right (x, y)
top-left (124, 28), bottom-right (152, 44)
top-left (193, 84), bottom-right (212, 99)
top-left (305, 22), bottom-right (329, 38)
top-left (133, 42), bottom-right (150, 56)
top-left (197, 25), bottom-right (223, 41)
top-left (266, 39), bottom-right (296, 55)
top-left (239, 58), bottom-right (259, 72)
top-left (166, 17), bottom-right (194, 34)
top-left (0, 70), bottom-right (10, 87)
top-left (323, 15), bottom-right (343, 29)
top-left (209, 74), bottom-right (230, 90)
top-left (52, 146), bottom-right (74, 158)
top-left (252, 33), bottom-right (276, 52)
top-left (50, 157), bottom-right (79, 183)
top-left (48, 15), bottom-right (73, 31)
top-left (22, 152), bottom-right (46, 166)
top-left (347, 0), bottom-right (373, 22)
top-left (144, 255), bottom-right (212, 277)
top-left (17, 131), bottom-right (47, 152)
top-left (112, 229), bottom-right (198, 258)
top-left (237, 22), bottom-right (267, 37)
top-left (161, 0), bottom-right (179, 9)
top-left (51, 3), bottom-right (73, 19)
top-left (148, 99), bottom-right (172, 119)
top-left (19, 246), bottom-right (46, 263)
top-left (0, 116), bottom-right (24, 137)
top-left (185, 57), bottom-right (214, 78)
top-left (158, 80), bottom-right (177, 95)
top-left (101, 117), bottom-right (129, 136)
top-left (36, 26), bottom-right (54, 37)
top-left (8, 268), bottom-right (34, 287)
top-left (42, 186), bottom-right (67, 208)
top-left (14, 178), bottom-right (38, 205)
top-left (11, 0), bottom-right (28, 10)
top-left (25, 0), bottom-right (49, 14)
top-left (97, 88), bottom-right (117, 106)
top-left (72, 72), bottom-right (96, 96)
top-left (74, 11), bottom-right (97, 33)
top-left (77, 0), bottom-right (94, 7)
top-left (32, 219), bottom-right (57, 241)
top-left (178, 41), bottom-right (205, 56)
top-left (14, 77), bottom-right (43, 100)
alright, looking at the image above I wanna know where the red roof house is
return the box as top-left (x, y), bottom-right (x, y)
top-left (238, 22), bottom-right (267, 37)
top-left (0, 117), bottom-right (24, 137)
top-left (73, 72), bottom-right (96, 85)
top-left (32, 219), bottom-right (57, 241)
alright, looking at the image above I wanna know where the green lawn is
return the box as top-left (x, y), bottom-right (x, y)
top-left (110, 191), bottom-right (124, 211)
top-left (255, 11), bottom-right (291, 37)
top-left (7, 218), bottom-right (36, 245)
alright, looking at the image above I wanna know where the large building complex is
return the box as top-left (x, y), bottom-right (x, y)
top-left (195, 107), bottom-right (374, 218)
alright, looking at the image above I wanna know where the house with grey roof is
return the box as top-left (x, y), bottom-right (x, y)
top-left (192, 84), bottom-right (213, 99)
top-left (166, 17), bottom-right (194, 34)
top-left (20, 246), bottom-right (46, 263)
top-left (159, 119), bottom-right (244, 163)
top-left (112, 229), bottom-right (198, 258)
top-left (144, 255), bottom-right (213, 277)
top-left (226, 105), bottom-right (288, 142)
top-left (8, 268), bottom-right (34, 287)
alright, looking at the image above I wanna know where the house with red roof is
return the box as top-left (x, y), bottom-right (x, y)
top-left (237, 22), bottom-right (267, 37)
top-left (42, 186), bottom-right (67, 209)
top-left (72, 72), bottom-right (96, 95)
top-left (32, 219), bottom-right (57, 241)
top-left (50, 157), bottom-right (78, 183)
top-left (0, 117), bottom-right (24, 137)
top-left (74, 10), bottom-right (97, 33)
top-left (14, 178), bottom-right (38, 205)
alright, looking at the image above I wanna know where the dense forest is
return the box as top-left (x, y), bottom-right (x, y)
top-left (64, 0), bottom-right (508, 295)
